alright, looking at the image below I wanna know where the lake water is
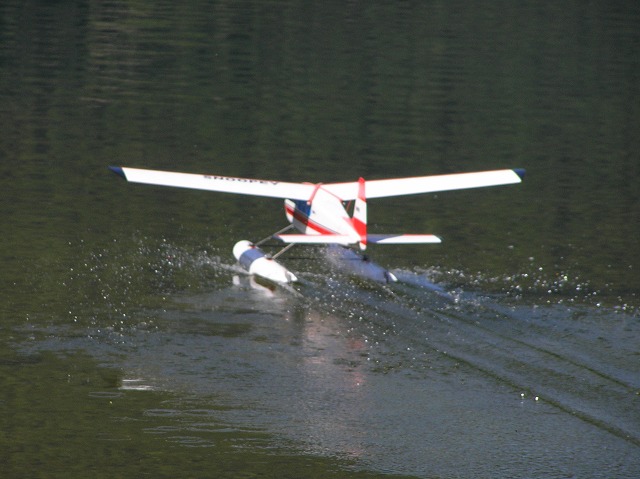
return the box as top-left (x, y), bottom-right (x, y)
top-left (1, 1), bottom-right (639, 478)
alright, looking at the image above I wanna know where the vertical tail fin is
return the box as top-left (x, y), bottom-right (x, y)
top-left (352, 177), bottom-right (367, 250)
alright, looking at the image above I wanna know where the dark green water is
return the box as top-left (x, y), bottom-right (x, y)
top-left (1, 1), bottom-right (639, 478)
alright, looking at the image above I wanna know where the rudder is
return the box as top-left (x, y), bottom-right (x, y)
top-left (352, 177), bottom-right (367, 250)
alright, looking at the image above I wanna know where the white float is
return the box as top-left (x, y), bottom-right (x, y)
top-left (232, 240), bottom-right (297, 284)
top-left (325, 245), bottom-right (397, 283)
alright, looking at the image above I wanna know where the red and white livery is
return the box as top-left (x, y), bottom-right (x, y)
top-left (110, 166), bottom-right (524, 284)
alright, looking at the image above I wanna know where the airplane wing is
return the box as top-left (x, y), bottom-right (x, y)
top-left (109, 166), bottom-right (315, 201)
top-left (323, 168), bottom-right (525, 200)
top-left (110, 166), bottom-right (524, 202)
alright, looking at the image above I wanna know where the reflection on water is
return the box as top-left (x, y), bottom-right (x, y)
top-left (1, 0), bottom-right (640, 477)
top-left (74, 261), bottom-right (640, 477)
top-left (5, 234), bottom-right (640, 477)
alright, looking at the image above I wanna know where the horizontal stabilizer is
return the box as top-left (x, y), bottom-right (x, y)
top-left (275, 233), bottom-right (442, 246)
top-left (275, 234), bottom-right (355, 245)
top-left (367, 234), bottom-right (442, 244)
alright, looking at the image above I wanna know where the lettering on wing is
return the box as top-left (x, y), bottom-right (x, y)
top-left (203, 175), bottom-right (279, 186)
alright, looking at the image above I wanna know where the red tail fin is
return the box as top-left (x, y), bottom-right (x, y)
top-left (352, 177), bottom-right (367, 250)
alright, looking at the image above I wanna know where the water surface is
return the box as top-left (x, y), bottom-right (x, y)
top-left (1, 1), bottom-right (639, 478)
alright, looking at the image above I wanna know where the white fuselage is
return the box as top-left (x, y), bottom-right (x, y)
top-left (284, 188), bottom-right (359, 241)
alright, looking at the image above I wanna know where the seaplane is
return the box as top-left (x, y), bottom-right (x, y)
top-left (109, 166), bottom-right (524, 284)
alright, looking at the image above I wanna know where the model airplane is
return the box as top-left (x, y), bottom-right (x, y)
top-left (109, 166), bottom-right (524, 284)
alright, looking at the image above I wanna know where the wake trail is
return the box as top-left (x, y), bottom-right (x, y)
top-left (305, 270), bottom-right (640, 448)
